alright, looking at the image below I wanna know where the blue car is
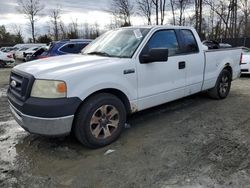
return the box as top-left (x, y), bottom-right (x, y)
top-left (38, 39), bottom-right (92, 59)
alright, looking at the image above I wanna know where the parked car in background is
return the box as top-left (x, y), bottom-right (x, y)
top-left (14, 46), bottom-right (30, 60)
top-left (38, 39), bottom-right (92, 59)
top-left (219, 43), bottom-right (232, 48)
top-left (202, 40), bottom-right (220, 49)
top-left (23, 46), bottom-right (47, 61)
top-left (0, 51), bottom-right (15, 68)
top-left (0, 47), bottom-right (15, 53)
top-left (25, 46), bottom-right (48, 62)
top-left (241, 47), bottom-right (250, 74)
top-left (14, 44), bottom-right (46, 60)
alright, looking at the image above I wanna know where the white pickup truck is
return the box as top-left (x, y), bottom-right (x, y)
top-left (8, 26), bottom-right (242, 148)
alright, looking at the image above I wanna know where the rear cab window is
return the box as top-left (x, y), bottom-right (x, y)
top-left (179, 29), bottom-right (199, 53)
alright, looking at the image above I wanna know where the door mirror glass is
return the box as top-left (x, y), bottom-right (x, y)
top-left (140, 48), bottom-right (169, 64)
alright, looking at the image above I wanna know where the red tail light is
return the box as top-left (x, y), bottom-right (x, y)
top-left (240, 52), bottom-right (243, 65)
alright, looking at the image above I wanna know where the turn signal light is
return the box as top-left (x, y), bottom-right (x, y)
top-left (57, 82), bottom-right (67, 93)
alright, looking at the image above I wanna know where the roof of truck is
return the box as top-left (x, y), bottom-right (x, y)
top-left (122, 25), bottom-right (195, 30)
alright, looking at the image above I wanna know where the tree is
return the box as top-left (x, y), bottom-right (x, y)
top-left (169, 0), bottom-right (176, 25)
top-left (169, 0), bottom-right (190, 26)
top-left (137, 0), bottom-right (153, 25)
top-left (239, 0), bottom-right (250, 36)
top-left (109, 0), bottom-right (134, 27)
top-left (50, 8), bottom-right (61, 41)
top-left (68, 19), bottom-right (79, 39)
top-left (205, 0), bottom-right (242, 38)
top-left (11, 24), bottom-right (24, 43)
top-left (151, 0), bottom-right (167, 25)
top-left (0, 25), bottom-right (24, 45)
top-left (37, 34), bottom-right (52, 43)
top-left (159, 0), bottom-right (167, 25)
top-left (17, 0), bottom-right (45, 43)
top-left (194, 0), bottom-right (203, 36)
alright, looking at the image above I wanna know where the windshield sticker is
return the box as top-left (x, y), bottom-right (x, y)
top-left (133, 29), bottom-right (143, 39)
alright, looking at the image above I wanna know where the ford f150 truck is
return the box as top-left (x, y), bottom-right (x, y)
top-left (7, 26), bottom-right (242, 148)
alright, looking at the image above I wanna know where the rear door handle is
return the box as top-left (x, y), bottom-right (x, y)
top-left (179, 61), bottom-right (186, 69)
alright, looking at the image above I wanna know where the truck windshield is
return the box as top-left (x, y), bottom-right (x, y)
top-left (82, 28), bottom-right (150, 58)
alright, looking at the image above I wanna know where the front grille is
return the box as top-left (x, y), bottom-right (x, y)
top-left (9, 70), bottom-right (34, 101)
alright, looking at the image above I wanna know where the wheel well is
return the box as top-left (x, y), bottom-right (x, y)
top-left (224, 63), bottom-right (232, 77)
top-left (84, 89), bottom-right (131, 114)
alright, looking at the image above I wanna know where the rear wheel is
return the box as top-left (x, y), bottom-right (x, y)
top-left (74, 93), bottom-right (127, 148)
top-left (207, 69), bottom-right (232, 99)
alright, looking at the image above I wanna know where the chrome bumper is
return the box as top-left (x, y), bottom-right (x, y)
top-left (9, 102), bottom-right (74, 136)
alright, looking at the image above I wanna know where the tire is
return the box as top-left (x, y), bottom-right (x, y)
top-left (74, 93), bottom-right (127, 148)
top-left (207, 69), bottom-right (232, 99)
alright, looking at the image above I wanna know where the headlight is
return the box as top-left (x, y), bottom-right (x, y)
top-left (31, 80), bottom-right (67, 98)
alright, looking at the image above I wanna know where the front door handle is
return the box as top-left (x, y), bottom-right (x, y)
top-left (123, 69), bottom-right (135, 74)
top-left (179, 61), bottom-right (186, 69)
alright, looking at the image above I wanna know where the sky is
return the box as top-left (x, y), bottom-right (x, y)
top-left (0, 0), bottom-right (145, 39)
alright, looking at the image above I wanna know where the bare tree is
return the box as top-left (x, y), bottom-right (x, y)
top-left (137, 0), bottom-right (153, 25)
top-left (169, 0), bottom-right (176, 25)
top-left (152, 0), bottom-right (167, 25)
top-left (159, 0), bottom-right (167, 25)
top-left (17, 0), bottom-right (44, 43)
top-left (50, 8), bottom-right (61, 41)
top-left (68, 19), bottom-right (79, 38)
top-left (194, 0), bottom-right (203, 35)
top-left (176, 0), bottom-right (190, 26)
top-left (152, 0), bottom-right (159, 24)
top-left (205, 0), bottom-right (237, 38)
top-left (169, 0), bottom-right (190, 26)
top-left (59, 21), bottom-right (67, 39)
top-left (109, 0), bottom-right (134, 27)
top-left (239, 0), bottom-right (250, 36)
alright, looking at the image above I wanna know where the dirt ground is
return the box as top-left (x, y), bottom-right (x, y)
top-left (0, 67), bottom-right (250, 188)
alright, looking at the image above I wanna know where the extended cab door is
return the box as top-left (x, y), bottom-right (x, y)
top-left (136, 29), bottom-right (187, 110)
top-left (177, 29), bottom-right (205, 96)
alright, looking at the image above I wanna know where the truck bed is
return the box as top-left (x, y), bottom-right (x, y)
top-left (202, 47), bottom-right (242, 91)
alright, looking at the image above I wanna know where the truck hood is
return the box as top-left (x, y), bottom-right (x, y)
top-left (14, 54), bottom-right (119, 79)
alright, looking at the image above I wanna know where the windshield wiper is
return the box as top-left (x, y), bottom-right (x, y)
top-left (86, 51), bottom-right (111, 57)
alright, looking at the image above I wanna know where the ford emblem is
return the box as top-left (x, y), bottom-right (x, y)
top-left (10, 80), bottom-right (17, 88)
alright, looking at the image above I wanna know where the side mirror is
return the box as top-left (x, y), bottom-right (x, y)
top-left (140, 48), bottom-right (169, 64)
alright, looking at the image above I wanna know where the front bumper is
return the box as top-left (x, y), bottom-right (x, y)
top-left (9, 101), bottom-right (74, 136)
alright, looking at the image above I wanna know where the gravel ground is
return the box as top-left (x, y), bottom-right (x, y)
top-left (0, 67), bottom-right (250, 188)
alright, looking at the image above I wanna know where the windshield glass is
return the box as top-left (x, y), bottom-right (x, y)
top-left (82, 28), bottom-right (150, 58)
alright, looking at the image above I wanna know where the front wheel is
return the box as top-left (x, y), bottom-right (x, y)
top-left (207, 69), bottom-right (232, 99)
top-left (74, 93), bottom-right (127, 148)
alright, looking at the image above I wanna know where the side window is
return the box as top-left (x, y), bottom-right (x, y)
top-left (78, 43), bottom-right (88, 50)
top-left (60, 43), bottom-right (89, 53)
top-left (143, 30), bottom-right (180, 56)
top-left (60, 44), bottom-right (75, 53)
top-left (180, 30), bottom-right (199, 53)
